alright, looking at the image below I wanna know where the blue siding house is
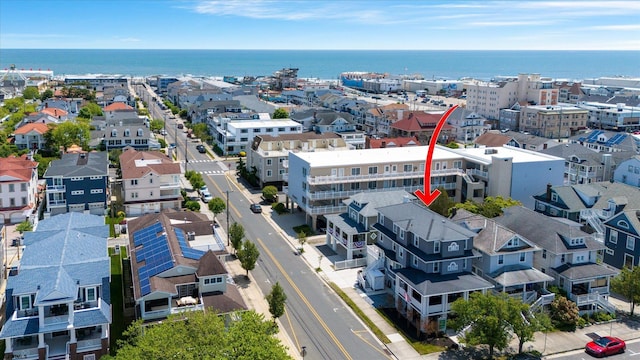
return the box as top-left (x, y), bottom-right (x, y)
top-left (0, 212), bottom-right (111, 360)
top-left (44, 152), bottom-right (109, 217)
top-left (603, 210), bottom-right (640, 269)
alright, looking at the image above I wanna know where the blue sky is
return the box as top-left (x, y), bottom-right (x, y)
top-left (1, 0), bottom-right (639, 50)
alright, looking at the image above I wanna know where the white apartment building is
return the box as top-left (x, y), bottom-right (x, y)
top-left (575, 102), bottom-right (640, 131)
top-left (285, 145), bottom-right (564, 228)
top-left (247, 133), bottom-right (349, 188)
top-left (119, 148), bottom-right (182, 216)
top-left (467, 74), bottom-right (558, 120)
top-left (212, 118), bottom-right (303, 155)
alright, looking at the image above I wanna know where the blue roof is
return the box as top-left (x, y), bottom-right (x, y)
top-left (73, 299), bottom-right (112, 327)
top-left (0, 316), bottom-right (40, 338)
top-left (175, 228), bottom-right (205, 260)
top-left (7, 212), bottom-right (109, 300)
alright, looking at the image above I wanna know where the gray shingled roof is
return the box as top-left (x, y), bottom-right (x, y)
top-left (396, 268), bottom-right (493, 296)
top-left (495, 206), bottom-right (604, 255)
top-left (43, 152), bottom-right (108, 178)
top-left (343, 190), bottom-right (413, 218)
top-left (553, 262), bottom-right (618, 280)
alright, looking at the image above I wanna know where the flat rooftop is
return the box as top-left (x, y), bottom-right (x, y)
top-left (291, 145), bottom-right (460, 167)
top-left (452, 145), bottom-right (565, 164)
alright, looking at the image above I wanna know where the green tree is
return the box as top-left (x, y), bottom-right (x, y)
top-left (208, 197), bottom-right (226, 220)
top-left (47, 121), bottom-right (90, 151)
top-left (109, 310), bottom-right (291, 360)
top-left (549, 296), bottom-right (580, 331)
top-left (40, 89), bottom-right (54, 101)
top-left (191, 123), bottom-right (211, 142)
top-left (229, 222), bottom-right (245, 255)
top-left (262, 185), bottom-right (278, 202)
top-left (22, 86), bottom-right (40, 100)
top-left (611, 265), bottom-right (640, 316)
top-left (184, 200), bottom-right (201, 211)
top-left (78, 102), bottom-right (103, 119)
top-left (33, 153), bottom-right (55, 178)
top-left (272, 108), bottom-right (289, 119)
top-left (506, 297), bottom-right (546, 354)
top-left (16, 220), bottom-right (33, 234)
top-left (237, 240), bottom-right (260, 276)
top-left (266, 282), bottom-right (287, 322)
top-left (428, 186), bottom-right (455, 216)
top-left (149, 118), bottom-right (165, 133)
top-left (451, 292), bottom-right (511, 359)
top-left (179, 109), bottom-right (188, 119)
top-left (454, 196), bottom-right (522, 218)
top-left (297, 231), bottom-right (307, 254)
top-left (3, 97), bottom-right (25, 113)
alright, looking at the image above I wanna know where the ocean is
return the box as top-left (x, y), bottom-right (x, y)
top-left (0, 49), bottom-right (638, 81)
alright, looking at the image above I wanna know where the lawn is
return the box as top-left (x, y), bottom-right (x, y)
top-left (109, 246), bottom-right (126, 354)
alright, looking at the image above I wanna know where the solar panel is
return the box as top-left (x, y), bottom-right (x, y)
top-left (613, 134), bottom-right (627, 145)
top-left (134, 222), bottom-right (175, 296)
top-left (174, 228), bottom-right (206, 260)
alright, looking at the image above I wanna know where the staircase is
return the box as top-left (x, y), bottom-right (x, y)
top-left (580, 209), bottom-right (605, 241)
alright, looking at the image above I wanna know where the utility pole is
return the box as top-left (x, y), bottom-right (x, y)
top-left (226, 190), bottom-right (231, 246)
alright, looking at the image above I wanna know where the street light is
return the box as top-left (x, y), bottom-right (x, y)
top-left (226, 190), bottom-right (233, 246)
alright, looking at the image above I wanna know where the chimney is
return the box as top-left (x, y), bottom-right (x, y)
top-left (546, 183), bottom-right (552, 201)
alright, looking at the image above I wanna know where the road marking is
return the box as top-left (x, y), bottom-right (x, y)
top-left (351, 329), bottom-right (393, 359)
top-left (256, 236), bottom-right (353, 360)
top-left (209, 177), bottom-right (242, 219)
top-left (284, 309), bottom-right (301, 353)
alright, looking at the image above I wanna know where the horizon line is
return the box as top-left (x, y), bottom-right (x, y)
top-left (2, 48), bottom-right (639, 52)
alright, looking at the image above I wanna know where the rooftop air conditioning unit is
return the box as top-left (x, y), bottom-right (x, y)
top-left (187, 231), bottom-right (196, 241)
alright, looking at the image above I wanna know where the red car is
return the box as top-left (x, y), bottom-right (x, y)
top-left (585, 336), bottom-right (626, 357)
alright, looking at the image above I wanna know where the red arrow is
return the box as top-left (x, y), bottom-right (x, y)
top-left (414, 105), bottom-right (459, 206)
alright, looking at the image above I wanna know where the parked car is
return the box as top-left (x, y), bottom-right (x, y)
top-left (159, 129), bottom-right (167, 135)
top-left (199, 185), bottom-right (209, 194)
top-left (585, 336), bottom-right (625, 357)
top-left (249, 203), bottom-right (262, 213)
top-left (201, 191), bottom-right (213, 203)
top-left (196, 144), bottom-right (206, 153)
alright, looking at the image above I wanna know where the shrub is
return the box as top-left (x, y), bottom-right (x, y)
top-left (550, 296), bottom-right (580, 331)
top-left (184, 201), bottom-right (201, 211)
top-left (272, 202), bottom-right (288, 215)
top-left (262, 185), bottom-right (278, 202)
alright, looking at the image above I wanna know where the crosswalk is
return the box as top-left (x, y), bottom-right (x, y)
top-left (199, 170), bottom-right (226, 175)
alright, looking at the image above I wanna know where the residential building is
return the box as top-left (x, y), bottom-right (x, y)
top-left (446, 108), bottom-right (490, 143)
top-left (371, 202), bottom-right (493, 334)
top-left (13, 123), bottom-right (49, 151)
top-left (613, 155), bottom-right (640, 187)
top-left (247, 132), bottom-right (348, 189)
top-left (325, 190), bottom-right (413, 264)
top-left (452, 209), bottom-right (555, 308)
top-left (285, 144), bottom-right (564, 228)
top-left (213, 119), bottom-right (303, 155)
top-left (119, 148), bottom-right (182, 216)
top-left (539, 144), bottom-right (625, 185)
top-left (0, 154), bottom-right (39, 224)
top-left (90, 119), bottom-right (159, 151)
top-left (365, 136), bottom-right (420, 149)
top-left (574, 101), bottom-right (640, 131)
top-left (569, 130), bottom-right (638, 153)
top-left (602, 210), bottom-right (640, 269)
top-left (102, 102), bottom-right (137, 121)
top-left (390, 111), bottom-right (455, 144)
top-left (474, 130), bottom-right (560, 151)
top-left (0, 213), bottom-right (111, 360)
top-left (467, 74), bottom-right (558, 120)
top-left (402, 79), bottom-right (464, 96)
top-left (44, 151), bottom-right (109, 217)
top-left (127, 211), bottom-right (246, 321)
top-left (496, 206), bottom-right (618, 314)
top-left (64, 74), bottom-right (128, 90)
top-left (520, 104), bottom-right (588, 138)
top-left (40, 107), bottom-right (69, 121)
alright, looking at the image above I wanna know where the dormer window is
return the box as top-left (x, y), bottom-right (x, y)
top-left (111, 129), bottom-right (117, 137)
top-left (124, 129), bottom-right (130, 137)
top-left (137, 128), bottom-right (143, 137)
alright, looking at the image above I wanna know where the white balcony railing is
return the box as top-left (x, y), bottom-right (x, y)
top-left (307, 185), bottom-right (421, 201)
top-left (48, 199), bottom-right (67, 207)
top-left (306, 168), bottom-right (463, 185)
top-left (46, 185), bottom-right (66, 192)
top-left (159, 182), bottom-right (181, 189)
top-left (307, 204), bottom-right (348, 215)
top-left (466, 168), bottom-right (488, 178)
top-left (76, 338), bottom-right (102, 351)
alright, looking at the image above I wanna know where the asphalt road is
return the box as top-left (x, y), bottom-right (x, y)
top-left (205, 175), bottom-right (391, 360)
top-left (547, 339), bottom-right (640, 360)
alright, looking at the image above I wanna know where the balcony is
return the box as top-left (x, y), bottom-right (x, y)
top-left (159, 182), bottom-right (181, 189)
top-left (307, 204), bottom-right (348, 215)
top-left (46, 184), bottom-right (66, 193)
top-left (48, 199), bottom-right (67, 208)
top-left (307, 185), bottom-right (421, 201)
top-left (466, 168), bottom-right (488, 178)
top-left (307, 169), bottom-right (463, 185)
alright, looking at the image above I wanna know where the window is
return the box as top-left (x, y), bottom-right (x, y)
top-left (240, 129), bottom-right (248, 133)
top-left (399, 229), bottom-right (405, 240)
top-left (204, 278), bottom-right (211, 284)
top-left (83, 354), bottom-right (96, 360)
top-left (131, 179), bottom-right (138, 186)
top-left (290, 127), bottom-right (298, 131)
top-left (413, 256), bottom-right (418, 267)
top-left (561, 254), bottom-right (566, 263)
top-left (447, 262), bottom-right (458, 272)
top-left (498, 255), bottom-right (504, 265)
top-left (266, 159), bottom-right (272, 165)
top-left (520, 252), bottom-right (526, 262)
top-left (86, 287), bottom-right (96, 302)
top-left (71, 177), bottom-right (83, 181)
top-left (91, 188), bottom-right (104, 194)
top-left (610, 230), bottom-right (618, 244)
top-left (351, 167), bottom-right (360, 176)
top-left (368, 166), bottom-right (378, 174)
top-left (617, 220), bottom-right (630, 229)
top-left (71, 190), bottom-right (84, 195)
top-left (20, 295), bottom-right (31, 310)
top-left (150, 191), bottom-right (153, 197)
top-left (624, 254), bottom-right (634, 269)
top-left (551, 193), bottom-right (557, 202)
top-left (627, 237), bottom-right (635, 251)
top-left (399, 249), bottom-right (403, 258)
top-left (605, 248), bottom-right (614, 256)
top-left (149, 177), bottom-right (153, 184)
top-left (21, 183), bottom-right (27, 191)
top-left (413, 237), bottom-right (419, 247)
top-left (90, 176), bottom-right (101, 180)
top-left (266, 170), bottom-right (272, 177)
top-left (266, 128), bottom-right (273, 132)
top-left (433, 240), bottom-right (440, 253)
top-left (368, 181), bottom-right (376, 189)
top-left (278, 128), bottom-right (285, 132)
top-left (433, 262), bottom-right (439, 273)
top-left (131, 192), bottom-right (138, 199)
top-left (253, 128), bottom-right (261, 133)
top-left (542, 249), bottom-right (547, 258)
top-left (403, 164), bottom-right (412, 172)
top-left (9, 184), bottom-right (15, 192)
top-left (447, 242), bottom-right (459, 252)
